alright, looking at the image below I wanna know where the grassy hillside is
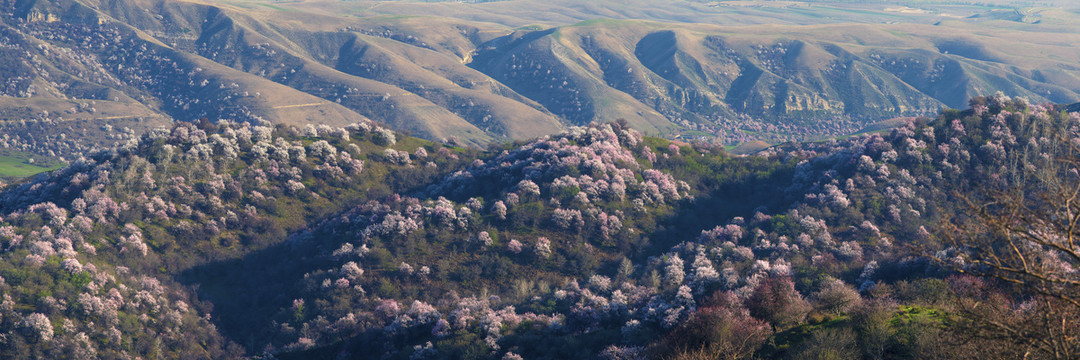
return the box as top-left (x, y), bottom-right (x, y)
top-left (0, 150), bottom-right (63, 179)
top-left (2, 0), bottom-right (1079, 152)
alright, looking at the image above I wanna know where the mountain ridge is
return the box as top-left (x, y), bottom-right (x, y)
top-left (3, 0), bottom-right (1079, 152)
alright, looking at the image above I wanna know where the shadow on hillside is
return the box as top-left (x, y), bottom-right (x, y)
top-left (641, 160), bottom-right (800, 257)
top-left (467, 28), bottom-right (558, 70)
top-left (179, 230), bottom-right (335, 354)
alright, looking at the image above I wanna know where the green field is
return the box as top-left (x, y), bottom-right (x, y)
top-left (0, 151), bottom-right (64, 179)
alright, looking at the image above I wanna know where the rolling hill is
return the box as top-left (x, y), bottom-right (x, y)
top-left (2, 0), bottom-right (1080, 158)
top-left (2, 0), bottom-right (1080, 153)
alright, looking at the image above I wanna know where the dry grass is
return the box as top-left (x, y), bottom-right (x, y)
top-left (9, 0), bottom-right (1080, 146)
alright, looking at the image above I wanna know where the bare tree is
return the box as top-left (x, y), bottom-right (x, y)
top-left (933, 104), bottom-right (1080, 359)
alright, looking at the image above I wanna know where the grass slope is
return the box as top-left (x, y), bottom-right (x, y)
top-left (0, 150), bottom-right (63, 179)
